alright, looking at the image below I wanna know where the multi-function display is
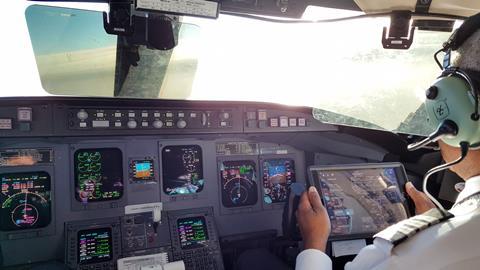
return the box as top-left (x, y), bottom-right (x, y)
top-left (0, 171), bottom-right (52, 231)
top-left (220, 160), bottom-right (258, 208)
top-left (162, 145), bottom-right (204, 195)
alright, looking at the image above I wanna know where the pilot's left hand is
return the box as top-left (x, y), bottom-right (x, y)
top-left (296, 186), bottom-right (331, 252)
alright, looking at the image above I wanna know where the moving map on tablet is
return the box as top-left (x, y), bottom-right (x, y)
top-left (310, 164), bottom-right (409, 237)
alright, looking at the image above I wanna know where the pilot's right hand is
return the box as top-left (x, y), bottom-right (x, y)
top-left (296, 186), bottom-right (331, 252)
top-left (405, 182), bottom-right (436, 214)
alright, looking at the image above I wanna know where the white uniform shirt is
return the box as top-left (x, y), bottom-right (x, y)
top-left (296, 176), bottom-right (480, 270)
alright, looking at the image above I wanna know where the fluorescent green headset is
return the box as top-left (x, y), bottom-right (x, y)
top-left (407, 13), bottom-right (480, 211)
top-left (409, 12), bottom-right (480, 150)
top-left (424, 68), bottom-right (480, 147)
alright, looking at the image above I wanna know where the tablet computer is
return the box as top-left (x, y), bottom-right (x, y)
top-left (309, 162), bottom-right (412, 240)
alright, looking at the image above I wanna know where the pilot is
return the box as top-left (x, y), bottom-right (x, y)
top-left (296, 14), bottom-right (480, 270)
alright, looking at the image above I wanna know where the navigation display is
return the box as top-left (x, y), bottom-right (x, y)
top-left (74, 148), bottom-right (124, 203)
top-left (162, 145), bottom-right (204, 195)
top-left (311, 165), bottom-right (409, 236)
top-left (177, 216), bottom-right (209, 249)
top-left (0, 172), bottom-right (52, 231)
top-left (78, 228), bottom-right (113, 264)
top-left (262, 159), bottom-right (295, 204)
top-left (220, 160), bottom-right (258, 208)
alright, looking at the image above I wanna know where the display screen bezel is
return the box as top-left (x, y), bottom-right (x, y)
top-left (77, 227), bottom-right (113, 265)
top-left (308, 162), bottom-right (412, 241)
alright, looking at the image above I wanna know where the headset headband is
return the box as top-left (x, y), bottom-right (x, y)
top-left (443, 12), bottom-right (480, 51)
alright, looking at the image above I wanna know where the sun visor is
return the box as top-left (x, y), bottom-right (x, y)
top-left (353, 0), bottom-right (480, 17)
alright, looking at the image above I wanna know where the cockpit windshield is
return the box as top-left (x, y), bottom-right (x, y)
top-left (24, 4), bottom-right (455, 136)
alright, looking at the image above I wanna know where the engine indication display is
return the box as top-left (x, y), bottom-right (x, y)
top-left (0, 171), bottom-right (51, 231)
top-left (78, 228), bottom-right (113, 264)
top-left (74, 148), bottom-right (124, 203)
top-left (220, 160), bottom-right (258, 208)
top-left (262, 159), bottom-right (295, 204)
top-left (162, 145), bottom-right (204, 195)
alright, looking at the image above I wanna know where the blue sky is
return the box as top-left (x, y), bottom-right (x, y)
top-left (25, 5), bottom-right (116, 55)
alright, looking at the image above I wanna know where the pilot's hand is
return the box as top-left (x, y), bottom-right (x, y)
top-left (405, 182), bottom-right (436, 214)
top-left (296, 186), bottom-right (331, 252)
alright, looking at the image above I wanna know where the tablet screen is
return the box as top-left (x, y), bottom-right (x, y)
top-left (310, 164), bottom-right (409, 237)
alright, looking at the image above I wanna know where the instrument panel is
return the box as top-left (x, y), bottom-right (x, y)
top-left (0, 97), bottom-right (346, 269)
top-left (0, 138), bottom-right (306, 268)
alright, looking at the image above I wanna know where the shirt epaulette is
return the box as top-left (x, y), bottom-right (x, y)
top-left (374, 208), bottom-right (454, 246)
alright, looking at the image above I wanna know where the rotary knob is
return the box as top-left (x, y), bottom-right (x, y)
top-left (153, 120), bottom-right (163, 128)
top-left (221, 112), bottom-right (230, 120)
top-left (127, 120), bottom-right (137, 129)
top-left (77, 110), bottom-right (88, 120)
top-left (177, 119), bottom-right (187, 129)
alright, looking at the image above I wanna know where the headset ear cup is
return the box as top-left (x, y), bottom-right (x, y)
top-left (425, 76), bottom-right (480, 147)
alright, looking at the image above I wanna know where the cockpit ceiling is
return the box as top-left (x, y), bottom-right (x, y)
top-left (353, 0), bottom-right (480, 17)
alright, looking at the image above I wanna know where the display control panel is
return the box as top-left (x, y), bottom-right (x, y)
top-left (68, 108), bottom-right (235, 131)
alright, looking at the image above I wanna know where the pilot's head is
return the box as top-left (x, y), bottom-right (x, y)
top-left (437, 27), bottom-right (480, 179)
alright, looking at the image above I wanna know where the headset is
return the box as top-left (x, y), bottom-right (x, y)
top-left (407, 12), bottom-right (480, 210)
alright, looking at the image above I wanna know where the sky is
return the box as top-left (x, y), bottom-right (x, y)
top-left (25, 5), bottom-right (116, 55)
